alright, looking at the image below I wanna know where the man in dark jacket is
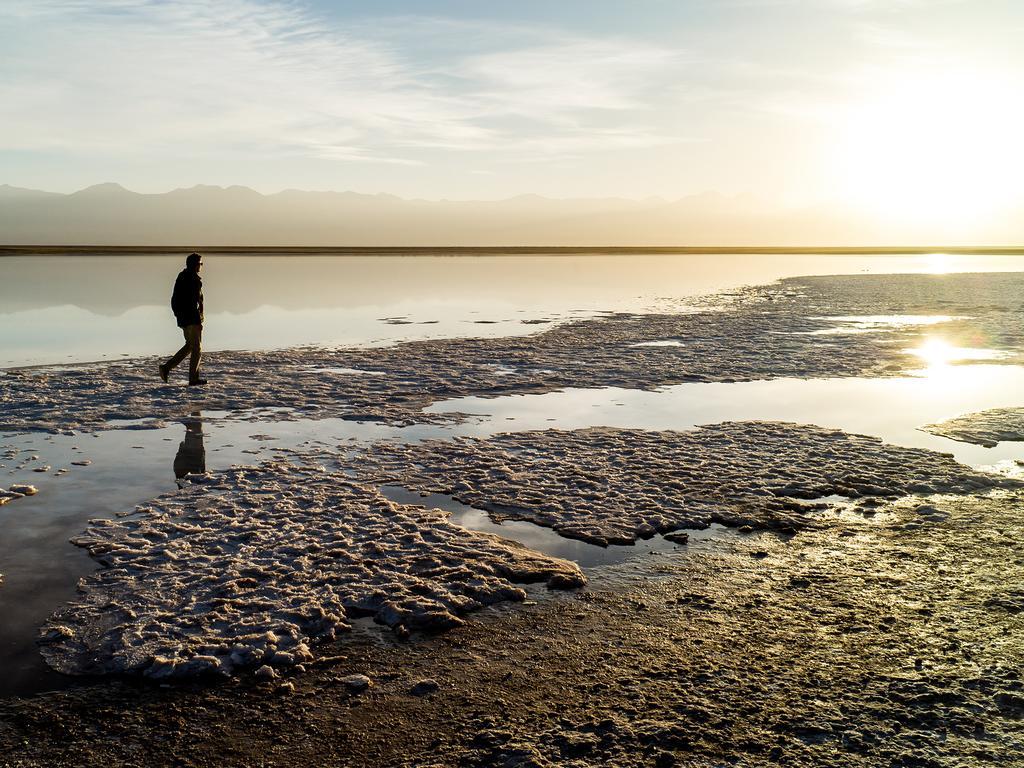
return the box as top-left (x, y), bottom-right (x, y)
top-left (159, 252), bottom-right (207, 385)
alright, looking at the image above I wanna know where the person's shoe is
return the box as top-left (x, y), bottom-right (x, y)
top-left (188, 378), bottom-right (208, 386)
top-left (159, 364), bottom-right (169, 383)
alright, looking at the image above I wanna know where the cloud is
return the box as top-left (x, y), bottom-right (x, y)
top-left (0, 1), bottom-right (685, 165)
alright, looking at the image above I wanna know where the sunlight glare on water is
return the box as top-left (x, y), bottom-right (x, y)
top-left (905, 338), bottom-right (1007, 384)
top-left (923, 253), bottom-right (953, 274)
top-left (430, 363), bottom-right (1024, 469)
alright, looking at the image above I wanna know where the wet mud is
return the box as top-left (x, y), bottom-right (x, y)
top-left (4, 271), bottom-right (1024, 766)
top-left (2, 493), bottom-right (1023, 767)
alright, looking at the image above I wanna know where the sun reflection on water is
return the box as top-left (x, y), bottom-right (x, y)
top-left (922, 253), bottom-right (952, 274)
top-left (905, 338), bottom-right (1006, 384)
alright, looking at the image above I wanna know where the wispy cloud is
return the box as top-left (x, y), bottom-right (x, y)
top-left (0, 1), bottom-right (685, 166)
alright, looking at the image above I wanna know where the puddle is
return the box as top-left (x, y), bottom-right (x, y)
top-left (799, 315), bottom-right (966, 336)
top-left (0, 413), bottom-right (455, 698)
top-left (428, 364), bottom-right (1024, 469)
top-left (903, 340), bottom-right (1007, 365)
top-left (7, 358), bottom-right (1024, 697)
top-left (378, 485), bottom-right (731, 568)
top-left (630, 340), bottom-right (684, 348)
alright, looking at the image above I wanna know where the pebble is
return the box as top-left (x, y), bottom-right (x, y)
top-left (341, 674), bottom-right (372, 693)
top-left (410, 679), bottom-right (440, 696)
top-left (254, 665), bottom-right (277, 681)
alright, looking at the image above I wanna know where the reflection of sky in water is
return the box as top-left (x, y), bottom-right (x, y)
top-left (4, 354), bottom-right (1024, 695)
top-left (904, 338), bottom-right (1007, 366)
top-left (823, 315), bottom-right (962, 325)
top-left (803, 314), bottom-right (966, 336)
top-left (430, 363), bottom-right (1024, 470)
top-left (7, 251), bottom-right (1024, 693)
top-left (5, 251), bottom-right (1024, 367)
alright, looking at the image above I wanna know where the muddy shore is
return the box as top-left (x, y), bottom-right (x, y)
top-left (3, 491), bottom-right (1023, 767)
top-left (4, 272), bottom-right (1024, 766)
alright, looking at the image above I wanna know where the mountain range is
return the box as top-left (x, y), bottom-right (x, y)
top-left (1, 183), bottom-right (1019, 246)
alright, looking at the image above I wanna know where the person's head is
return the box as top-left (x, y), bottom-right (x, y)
top-left (186, 252), bottom-right (203, 272)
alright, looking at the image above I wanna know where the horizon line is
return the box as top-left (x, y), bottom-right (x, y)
top-left (4, 245), bottom-right (1024, 256)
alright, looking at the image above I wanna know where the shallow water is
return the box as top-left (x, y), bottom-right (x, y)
top-left (6, 357), bottom-right (1024, 695)
top-left (429, 364), bottom-right (1024, 470)
top-left (5, 251), bottom-right (1024, 367)
top-left (7, 352), bottom-right (1024, 692)
top-left (0, 409), bottom-right (724, 696)
top-left (0, 415), bottom-right (412, 696)
top-left (6, 254), bottom-right (1024, 698)
top-left (377, 485), bottom-right (730, 567)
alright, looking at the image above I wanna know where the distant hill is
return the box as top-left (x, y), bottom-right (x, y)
top-left (0, 183), bottom-right (1020, 246)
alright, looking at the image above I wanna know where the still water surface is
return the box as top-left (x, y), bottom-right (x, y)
top-left (5, 250), bottom-right (1024, 697)
top-left (5, 251), bottom-right (1024, 367)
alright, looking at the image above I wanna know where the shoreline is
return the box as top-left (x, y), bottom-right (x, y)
top-left (4, 491), bottom-right (1023, 767)
top-left (4, 245), bottom-right (1024, 256)
top-left (3, 269), bottom-right (1024, 765)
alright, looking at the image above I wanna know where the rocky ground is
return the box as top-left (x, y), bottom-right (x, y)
top-left (2, 491), bottom-right (1023, 767)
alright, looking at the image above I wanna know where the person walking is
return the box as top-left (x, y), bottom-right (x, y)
top-left (159, 252), bottom-right (207, 385)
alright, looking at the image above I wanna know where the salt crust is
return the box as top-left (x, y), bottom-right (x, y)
top-left (923, 407), bottom-right (1024, 448)
top-left (38, 462), bottom-right (584, 679)
top-left (6, 273), bottom-right (1024, 435)
top-left (352, 423), bottom-right (1019, 545)
top-left (38, 421), bottom-right (1018, 680)
top-left (4, 484), bottom-right (38, 499)
top-left (23, 272), bottom-right (1024, 680)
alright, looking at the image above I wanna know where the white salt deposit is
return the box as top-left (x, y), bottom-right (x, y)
top-left (39, 462), bottom-right (584, 679)
top-left (922, 407), bottom-right (1024, 448)
top-left (352, 423), bottom-right (1019, 545)
top-left (17, 271), bottom-right (1024, 685)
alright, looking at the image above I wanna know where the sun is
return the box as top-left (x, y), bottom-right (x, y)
top-left (832, 66), bottom-right (1024, 231)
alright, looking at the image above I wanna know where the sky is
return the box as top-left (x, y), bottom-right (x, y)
top-left (2, 0), bottom-right (1023, 235)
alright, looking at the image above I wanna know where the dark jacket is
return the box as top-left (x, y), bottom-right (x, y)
top-left (171, 268), bottom-right (204, 328)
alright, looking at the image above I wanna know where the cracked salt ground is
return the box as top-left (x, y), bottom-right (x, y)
top-left (377, 485), bottom-right (738, 568)
top-left (8, 366), bottom-right (1024, 693)
top-left (923, 406), bottom-right (1024, 448)
top-left (354, 423), bottom-right (1015, 547)
top-left (35, 458), bottom-right (589, 680)
top-left (0, 413), bottom-right (455, 697)
top-left (9, 270), bottom-right (1024, 696)
top-left (33, 419), bottom-right (1018, 685)
top-left (1, 408), bottom-right (716, 696)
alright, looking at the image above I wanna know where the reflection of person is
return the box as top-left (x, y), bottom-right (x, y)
top-left (159, 252), bottom-right (207, 386)
top-left (173, 417), bottom-right (206, 483)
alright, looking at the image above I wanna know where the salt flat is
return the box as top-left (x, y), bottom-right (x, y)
top-left (4, 267), bottom-right (1024, 766)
